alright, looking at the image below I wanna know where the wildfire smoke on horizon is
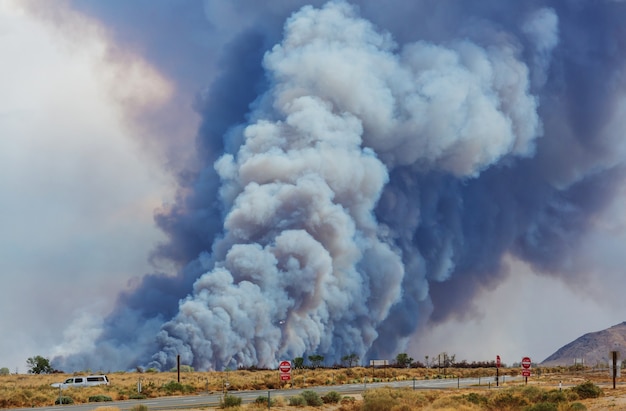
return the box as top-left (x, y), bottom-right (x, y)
top-left (41, 0), bottom-right (626, 371)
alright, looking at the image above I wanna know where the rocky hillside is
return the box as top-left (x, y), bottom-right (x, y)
top-left (542, 322), bottom-right (626, 366)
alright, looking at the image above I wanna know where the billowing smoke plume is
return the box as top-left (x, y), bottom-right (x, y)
top-left (49, 0), bottom-right (626, 371)
top-left (149, 1), bottom-right (541, 370)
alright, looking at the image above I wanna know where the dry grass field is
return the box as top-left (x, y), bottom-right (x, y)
top-left (0, 366), bottom-right (624, 410)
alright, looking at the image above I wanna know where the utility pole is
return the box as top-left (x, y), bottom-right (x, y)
top-left (177, 355), bottom-right (181, 383)
top-left (612, 351), bottom-right (618, 389)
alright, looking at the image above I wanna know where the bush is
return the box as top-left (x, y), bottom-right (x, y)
top-left (389, 405), bottom-right (412, 411)
top-left (55, 396), bottom-right (74, 405)
top-left (572, 381), bottom-right (602, 399)
top-left (521, 386), bottom-right (547, 403)
top-left (362, 391), bottom-right (399, 411)
top-left (129, 394), bottom-right (147, 400)
top-left (321, 391), bottom-right (342, 404)
top-left (130, 405), bottom-right (148, 411)
top-left (160, 381), bottom-right (195, 394)
top-left (301, 390), bottom-right (323, 406)
top-left (289, 395), bottom-right (306, 406)
top-left (89, 395), bottom-right (113, 402)
top-left (221, 394), bottom-right (241, 408)
top-left (565, 402), bottom-right (587, 411)
top-left (544, 389), bottom-right (567, 403)
top-left (488, 392), bottom-right (528, 409)
top-left (525, 402), bottom-right (558, 411)
top-left (464, 392), bottom-right (488, 406)
top-left (254, 395), bottom-right (276, 406)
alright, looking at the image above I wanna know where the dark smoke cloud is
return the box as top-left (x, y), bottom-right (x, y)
top-left (47, 0), bottom-right (626, 371)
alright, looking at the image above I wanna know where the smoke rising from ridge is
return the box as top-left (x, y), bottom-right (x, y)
top-left (46, 0), bottom-right (626, 371)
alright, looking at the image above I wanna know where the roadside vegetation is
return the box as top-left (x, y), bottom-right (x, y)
top-left (0, 364), bottom-right (613, 410)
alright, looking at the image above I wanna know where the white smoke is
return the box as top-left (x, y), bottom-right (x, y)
top-left (149, 0), bottom-right (541, 370)
top-left (522, 7), bottom-right (559, 88)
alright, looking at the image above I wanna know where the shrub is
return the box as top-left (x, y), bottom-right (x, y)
top-left (89, 395), bottom-right (113, 402)
top-left (289, 395), bottom-right (306, 406)
top-left (55, 396), bottom-right (74, 405)
top-left (488, 391), bottom-right (528, 409)
top-left (254, 395), bottom-right (276, 406)
top-left (565, 403), bottom-right (587, 411)
top-left (129, 393), bottom-right (147, 400)
top-left (362, 391), bottom-right (399, 411)
top-left (571, 381), bottom-right (602, 399)
top-left (221, 394), bottom-right (241, 408)
top-left (160, 381), bottom-right (195, 394)
top-left (464, 392), bottom-right (488, 406)
top-left (563, 390), bottom-right (580, 402)
top-left (521, 386), bottom-right (547, 403)
top-left (301, 390), bottom-right (323, 406)
top-left (526, 402), bottom-right (558, 411)
top-left (321, 391), bottom-right (342, 404)
top-left (130, 405), bottom-right (148, 411)
top-left (544, 389), bottom-right (567, 403)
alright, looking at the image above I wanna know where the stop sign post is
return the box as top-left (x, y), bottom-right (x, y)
top-left (521, 357), bottom-right (532, 380)
top-left (279, 360), bottom-right (291, 381)
top-left (495, 355), bottom-right (501, 387)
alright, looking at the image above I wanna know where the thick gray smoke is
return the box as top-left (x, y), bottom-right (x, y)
top-left (150, 1), bottom-right (540, 370)
top-left (48, 0), bottom-right (626, 371)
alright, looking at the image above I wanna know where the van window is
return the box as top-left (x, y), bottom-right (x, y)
top-left (64, 378), bottom-right (73, 384)
top-left (74, 378), bottom-right (83, 383)
top-left (87, 377), bottom-right (104, 382)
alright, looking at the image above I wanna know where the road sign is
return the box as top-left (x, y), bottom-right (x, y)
top-left (521, 357), bottom-right (532, 369)
top-left (279, 360), bottom-right (291, 381)
top-left (496, 355), bottom-right (501, 368)
top-left (279, 361), bottom-right (291, 373)
top-left (522, 370), bottom-right (531, 377)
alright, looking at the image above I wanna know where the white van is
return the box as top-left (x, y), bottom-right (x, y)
top-left (51, 375), bottom-right (109, 389)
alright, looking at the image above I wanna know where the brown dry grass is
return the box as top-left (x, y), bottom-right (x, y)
top-left (0, 367), bottom-right (624, 409)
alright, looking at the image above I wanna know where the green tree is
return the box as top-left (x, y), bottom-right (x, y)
top-left (308, 354), bottom-right (324, 368)
top-left (26, 355), bottom-right (53, 374)
top-left (395, 353), bottom-right (413, 368)
top-left (0, 367), bottom-right (9, 375)
top-left (293, 357), bottom-right (305, 369)
top-left (341, 353), bottom-right (359, 367)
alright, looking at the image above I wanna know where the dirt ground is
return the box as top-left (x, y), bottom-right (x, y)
top-left (578, 384), bottom-right (626, 410)
top-left (523, 372), bottom-right (626, 410)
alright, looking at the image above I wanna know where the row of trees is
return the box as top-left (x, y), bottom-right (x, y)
top-left (16, 351), bottom-right (495, 374)
top-left (290, 352), bottom-right (478, 370)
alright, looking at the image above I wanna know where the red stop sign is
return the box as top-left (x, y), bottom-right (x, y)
top-left (521, 357), bottom-right (532, 369)
top-left (279, 360), bottom-right (291, 373)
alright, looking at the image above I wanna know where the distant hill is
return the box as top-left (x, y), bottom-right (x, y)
top-left (542, 322), bottom-right (626, 366)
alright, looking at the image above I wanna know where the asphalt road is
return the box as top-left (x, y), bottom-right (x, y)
top-left (12, 376), bottom-right (518, 411)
